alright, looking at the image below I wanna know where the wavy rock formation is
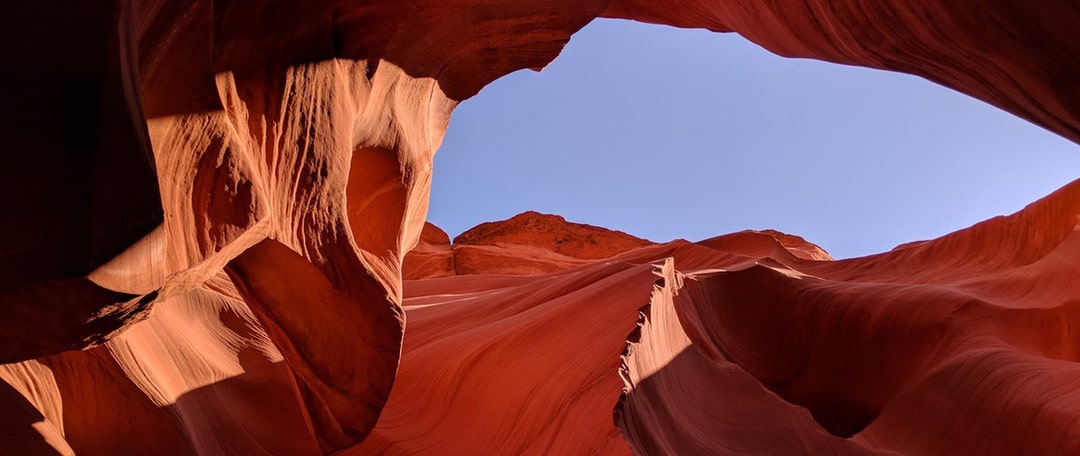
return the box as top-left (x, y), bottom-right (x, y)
top-left (617, 180), bottom-right (1080, 455)
top-left (1, 0), bottom-right (1079, 455)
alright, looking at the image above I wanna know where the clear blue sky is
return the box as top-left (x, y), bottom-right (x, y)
top-left (427, 19), bottom-right (1080, 259)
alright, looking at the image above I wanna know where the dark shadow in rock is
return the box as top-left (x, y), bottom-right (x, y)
top-left (0, 379), bottom-right (66, 456)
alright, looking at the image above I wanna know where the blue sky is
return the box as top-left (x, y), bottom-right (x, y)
top-left (427, 19), bottom-right (1080, 259)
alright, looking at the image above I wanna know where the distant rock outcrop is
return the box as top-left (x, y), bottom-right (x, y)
top-left (403, 212), bottom-right (655, 278)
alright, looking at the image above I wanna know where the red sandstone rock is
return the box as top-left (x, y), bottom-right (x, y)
top-left (401, 211), bottom-right (655, 277)
top-left (401, 223), bottom-right (456, 280)
top-left (454, 211), bottom-right (654, 260)
top-left (6, 188), bottom-right (1080, 454)
top-left (1, 1), bottom-right (1079, 455)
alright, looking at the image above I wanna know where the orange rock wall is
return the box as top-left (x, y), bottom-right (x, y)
top-left (0, 0), bottom-right (1078, 455)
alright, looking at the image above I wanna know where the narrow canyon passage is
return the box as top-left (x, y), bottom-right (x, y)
top-left (1, 2), bottom-right (1079, 455)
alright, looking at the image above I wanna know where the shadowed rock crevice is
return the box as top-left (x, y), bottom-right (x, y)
top-left (0, 378), bottom-right (71, 456)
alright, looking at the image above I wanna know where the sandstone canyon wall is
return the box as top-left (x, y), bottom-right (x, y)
top-left (1, 0), bottom-right (1079, 455)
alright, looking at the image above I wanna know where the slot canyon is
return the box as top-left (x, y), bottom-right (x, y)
top-left (2, 1), bottom-right (1080, 454)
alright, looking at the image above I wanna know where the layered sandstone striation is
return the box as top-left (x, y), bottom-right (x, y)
top-left (1, 0), bottom-right (1079, 455)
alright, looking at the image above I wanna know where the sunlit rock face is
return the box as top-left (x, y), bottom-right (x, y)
top-left (1, 1), bottom-right (1079, 455)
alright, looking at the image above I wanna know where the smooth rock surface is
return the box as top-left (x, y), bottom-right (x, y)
top-left (1, 1), bottom-right (1078, 454)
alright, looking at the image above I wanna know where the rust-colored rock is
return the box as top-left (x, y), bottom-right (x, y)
top-left (401, 223), bottom-right (455, 280)
top-left (1, 1), bottom-right (1079, 455)
top-left (454, 211), bottom-right (654, 260)
top-left (402, 212), bottom-right (655, 277)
